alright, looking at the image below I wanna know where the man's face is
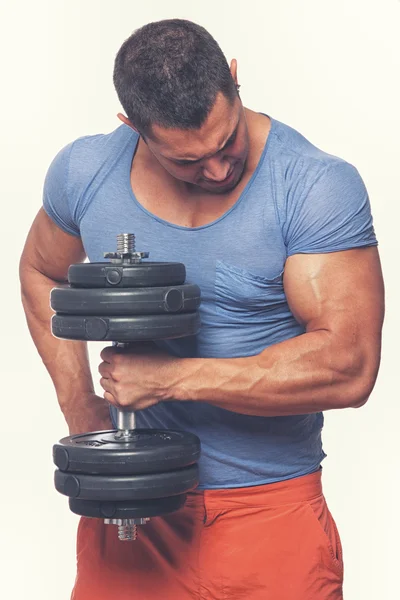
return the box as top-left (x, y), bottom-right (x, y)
top-left (145, 93), bottom-right (249, 194)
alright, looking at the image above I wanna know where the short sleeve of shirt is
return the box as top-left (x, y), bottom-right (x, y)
top-left (42, 142), bottom-right (80, 237)
top-left (285, 161), bottom-right (377, 256)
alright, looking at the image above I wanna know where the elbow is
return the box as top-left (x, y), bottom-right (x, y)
top-left (336, 379), bottom-right (374, 410)
top-left (335, 345), bottom-right (381, 410)
top-left (343, 365), bottom-right (380, 410)
top-left (348, 390), bottom-right (371, 409)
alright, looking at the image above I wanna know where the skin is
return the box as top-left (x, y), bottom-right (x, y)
top-left (19, 59), bottom-right (384, 433)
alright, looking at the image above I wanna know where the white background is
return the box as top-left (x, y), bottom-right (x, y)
top-left (1, 1), bottom-right (399, 598)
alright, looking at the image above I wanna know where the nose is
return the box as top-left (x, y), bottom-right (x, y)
top-left (202, 157), bottom-right (231, 182)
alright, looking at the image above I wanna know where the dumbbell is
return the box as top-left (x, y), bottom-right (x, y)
top-left (50, 233), bottom-right (201, 541)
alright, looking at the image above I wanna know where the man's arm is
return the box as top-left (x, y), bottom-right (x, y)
top-left (20, 208), bottom-right (112, 433)
top-left (173, 246), bottom-right (384, 415)
top-left (99, 246), bottom-right (384, 416)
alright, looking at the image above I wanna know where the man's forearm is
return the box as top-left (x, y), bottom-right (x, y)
top-left (20, 265), bottom-right (110, 424)
top-left (171, 329), bottom-right (378, 416)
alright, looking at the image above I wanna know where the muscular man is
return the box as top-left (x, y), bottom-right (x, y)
top-left (20, 19), bottom-right (384, 600)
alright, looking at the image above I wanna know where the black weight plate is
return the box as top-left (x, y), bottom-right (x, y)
top-left (68, 262), bottom-right (186, 288)
top-left (54, 463), bottom-right (199, 501)
top-left (50, 284), bottom-right (201, 316)
top-left (69, 494), bottom-right (186, 519)
top-left (51, 312), bottom-right (200, 341)
top-left (53, 429), bottom-right (201, 475)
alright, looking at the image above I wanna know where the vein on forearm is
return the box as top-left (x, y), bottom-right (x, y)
top-left (174, 329), bottom-right (369, 416)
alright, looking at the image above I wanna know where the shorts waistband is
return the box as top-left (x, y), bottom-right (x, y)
top-left (188, 469), bottom-right (323, 510)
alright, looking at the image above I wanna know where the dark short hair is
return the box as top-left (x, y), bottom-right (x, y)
top-left (113, 19), bottom-right (238, 137)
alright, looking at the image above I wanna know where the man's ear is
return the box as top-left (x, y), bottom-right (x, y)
top-left (117, 112), bottom-right (139, 133)
top-left (229, 59), bottom-right (239, 87)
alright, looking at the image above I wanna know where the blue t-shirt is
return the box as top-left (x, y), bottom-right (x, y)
top-left (43, 115), bottom-right (377, 489)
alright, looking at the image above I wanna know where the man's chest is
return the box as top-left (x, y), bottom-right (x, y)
top-left (129, 158), bottom-right (253, 229)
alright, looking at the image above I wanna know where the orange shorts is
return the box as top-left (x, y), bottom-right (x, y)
top-left (71, 469), bottom-right (343, 599)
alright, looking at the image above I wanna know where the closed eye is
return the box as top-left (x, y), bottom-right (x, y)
top-left (175, 158), bottom-right (201, 166)
top-left (172, 124), bottom-right (239, 167)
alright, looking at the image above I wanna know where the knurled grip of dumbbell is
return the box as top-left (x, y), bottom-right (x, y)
top-left (113, 342), bottom-right (137, 434)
